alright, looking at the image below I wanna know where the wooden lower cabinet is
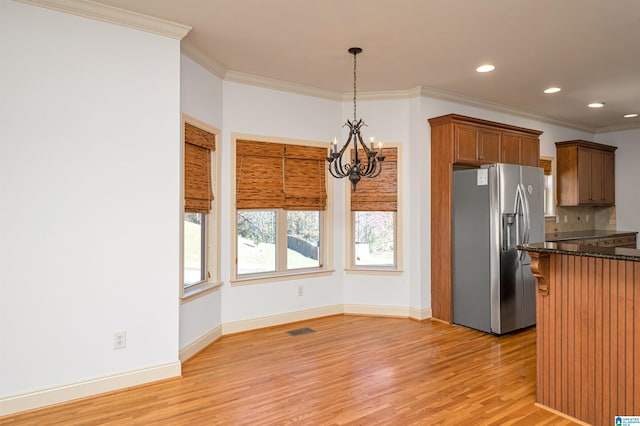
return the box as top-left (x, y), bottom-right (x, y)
top-left (429, 114), bottom-right (542, 322)
top-left (571, 234), bottom-right (637, 249)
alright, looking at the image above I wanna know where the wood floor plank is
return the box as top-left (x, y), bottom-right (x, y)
top-left (0, 316), bottom-right (578, 425)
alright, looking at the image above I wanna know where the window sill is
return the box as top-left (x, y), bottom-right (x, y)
top-left (345, 267), bottom-right (404, 276)
top-left (181, 281), bottom-right (223, 303)
top-left (231, 269), bottom-right (335, 286)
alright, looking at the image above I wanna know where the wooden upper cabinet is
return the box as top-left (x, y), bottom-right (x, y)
top-left (454, 125), bottom-right (501, 164)
top-left (454, 125), bottom-right (479, 163)
top-left (602, 151), bottom-right (615, 204)
top-left (556, 140), bottom-right (616, 206)
top-left (502, 133), bottom-right (540, 166)
top-left (501, 134), bottom-right (520, 164)
top-left (479, 129), bottom-right (501, 163)
top-left (520, 137), bottom-right (540, 167)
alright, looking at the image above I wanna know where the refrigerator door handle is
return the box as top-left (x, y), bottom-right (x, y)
top-left (516, 183), bottom-right (530, 260)
top-left (521, 184), bottom-right (531, 245)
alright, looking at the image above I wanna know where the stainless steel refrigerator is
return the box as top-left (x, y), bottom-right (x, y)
top-left (452, 163), bottom-right (544, 335)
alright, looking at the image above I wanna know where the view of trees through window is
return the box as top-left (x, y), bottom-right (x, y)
top-left (354, 211), bottom-right (395, 266)
top-left (184, 212), bottom-right (205, 286)
top-left (237, 210), bottom-right (320, 275)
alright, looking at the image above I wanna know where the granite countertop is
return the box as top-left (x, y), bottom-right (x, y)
top-left (544, 229), bottom-right (638, 242)
top-left (519, 241), bottom-right (640, 261)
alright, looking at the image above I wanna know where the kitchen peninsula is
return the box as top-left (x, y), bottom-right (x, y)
top-left (520, 241), bottom-right (640, 426)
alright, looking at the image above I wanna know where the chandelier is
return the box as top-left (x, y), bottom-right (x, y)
top-left (327, 47), bottom-right (384, 191)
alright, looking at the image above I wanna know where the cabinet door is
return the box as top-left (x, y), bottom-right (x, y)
top-left (602, 151), bottom-right (615, 205)
top-left (577, 147), bottom-right (592, 204)
top-left (479, 130), bottom-right (501, 163)
top-left (520, 137), bottom-right (540, 167)
top-left (502, 134), bottom-right (520, 164)
top-left (454, 125), bottom-right (478, 164)
top-left (590, 149), bottom-right (604, 203)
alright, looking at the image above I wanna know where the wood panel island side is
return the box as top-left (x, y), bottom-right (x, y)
top-left (520, 242), bottom-right (640, 426)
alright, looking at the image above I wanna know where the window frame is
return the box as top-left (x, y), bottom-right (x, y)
top-left (181, 115), bottom-right (222, 301)
top-left (231, 133), bottom-right (334, 285)
top-left (345, 143), bottom-right (403, 274)
top-left (540, 156), bottom-right (556, 218)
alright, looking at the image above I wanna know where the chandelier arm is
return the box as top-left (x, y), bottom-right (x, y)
top-left (368, 159), bottom-right (384, 178)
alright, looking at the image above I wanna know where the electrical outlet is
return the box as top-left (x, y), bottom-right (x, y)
top-left (564, 215), bottom-right (568, 223)
top-left (586, 214), bottom-right (590, 222)
top-left (113, 331), bottom-right (126, 349)
top-left (556, 216), bottom-right (560, 224)
top-left (297, 285), bottom-right (303, 296)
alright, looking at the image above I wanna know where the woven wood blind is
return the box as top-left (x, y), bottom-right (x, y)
top-left (184, 123), bottom-right (215, 213)
top-left (284, 145), bottom-right (327, 210)
top-left (539, 158), bottom-right (552, 176)
top-left (350, 147), bottom-right (397, 211)
top-left (236, 140), bottom-right (285, 209)
top-left (236, 140), bottom-right (327, 210)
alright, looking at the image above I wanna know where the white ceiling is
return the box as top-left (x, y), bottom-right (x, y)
top-left (95, 0), bottom-right (640, 133)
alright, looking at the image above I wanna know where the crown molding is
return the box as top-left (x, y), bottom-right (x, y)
top-left (17, 0), bottom-right (191, 39)
top-left (224, 70), bottom-right (342, 101)
top-left (594, 122), bottom-right (640, 134)
top-left (343, 88), bottom-right (417, 102)
top-left (416, 86), bottom-right (597, 134)
top-left (181, 40), bottom-right (227, 79)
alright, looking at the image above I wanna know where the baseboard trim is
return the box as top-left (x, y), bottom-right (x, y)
top-left (0, 361), bottom-right (181, 417)
top-left (343, 304), bottom-right (410, 318)
top-left (222, 305), bottom-right (343, 335)
top-left (409, 307), bottom-right (432, 321)
top-left (534, 402), bottom-right (591, 426)
top-left (179, 325), bottom-right (222, 363)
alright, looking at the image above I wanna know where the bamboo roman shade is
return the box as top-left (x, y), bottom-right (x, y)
top-left (236, 140), bottom-right (327, 210)
top-left (350, 147), bottom-right (397, 211)
top-left (539, 158), bottom-right (552, 176)
top-left (283, 145), bottom-right (327, 210)
top-left (184, 123), bottom-right (215, 213)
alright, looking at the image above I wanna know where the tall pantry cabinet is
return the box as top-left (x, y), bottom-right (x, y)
top-left (429, 114), bottom-right (542, 323)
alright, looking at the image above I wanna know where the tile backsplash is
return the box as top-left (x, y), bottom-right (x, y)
top-left (545, 206), bottom-right (617, 233)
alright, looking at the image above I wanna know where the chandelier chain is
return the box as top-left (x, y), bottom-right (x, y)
top-left (353, 50), bottom-right (357, 122)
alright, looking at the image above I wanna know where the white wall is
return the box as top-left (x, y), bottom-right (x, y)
top-left (341, 98), bottom-right (414, 310)
top-left (221, 82), bottom-right (343, 325)
top-left (0, 1), bottom-right (181, 401)
top-left (596, 129), bottom-right (640, 236)
top-left (179, 55), bottom-right (224, 349)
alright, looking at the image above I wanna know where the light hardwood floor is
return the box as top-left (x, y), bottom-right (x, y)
top-left (1, 316), bottom-right (577, 425)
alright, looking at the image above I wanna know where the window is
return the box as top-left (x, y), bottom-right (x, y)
top-left (184, 212), bottom-right (206, 285)
top-left (183, 119), bottom-right (218, 293)
top-left (349, 146), bottom-right (400, 270)
top-left (234, 138), bottom-right (328, 279)
top-left (539, 158), bottom-right (554, 217)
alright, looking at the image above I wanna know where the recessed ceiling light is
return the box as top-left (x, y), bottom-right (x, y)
top-left (476, 64), bottom-right (495, 73)
top-left (624, 113), bottom-right (638, 118)
top-left (588, 102), bottom-right (605, 108)
top-left (544, 87), bottom-right (562, 94)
